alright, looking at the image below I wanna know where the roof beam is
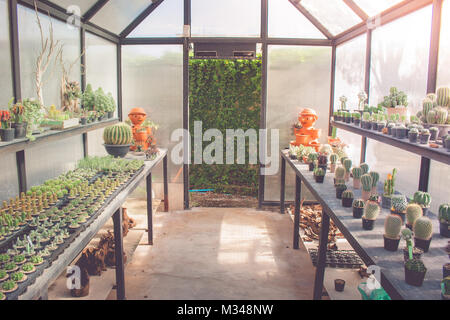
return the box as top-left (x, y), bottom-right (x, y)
top-left (289, 0), bottom-right (334, 39)
top-left (120, 0), bottom-right (165, 38)
top-left (83, 0), bottom-right (109, 22)
top-left (342, 0), bottom-right (368, 20)
top-left (335, 0), bottom-right (433, 45)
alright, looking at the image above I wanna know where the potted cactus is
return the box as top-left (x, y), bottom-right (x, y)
top-left (360, 162), bottom-right (369, 175)
top-left (396, 124), bottom-right (407, 139)
top-left (361, 174), bottom-right (373, 201)
top-left (387, 122), bottom-right (396, 135)
top-left (405, 259), bottom-right (427, 287)
top-left (412, 191), bottom-right (431, 216)
top-left (413, 216), bottom-right (433, 252)
top-left (0, 269), bottom-right (8, 282)
top-left (352, 199), bottom-right (365, 218)
top-left (103, 122), bottom-right (133, 158)
top-left (313, 167), bottom-right (325, 183)
top-left (382, 169), bottom-right (396, 209)
top-left (330, 154), bottom-right (338, 173)
top-left (419, 129), bottom-right (431, 144)
top-left (336, 183), bottom-right (347, 199)
top-left (401, 228), bottom-right (423, 261)
top-left (390, 194), bottom-right (408, 223)
top-left (0, 110), bottom-right (14, 142)
top-left (334, 166), bottom-right (345, 186)
top-left (384, 214), bottom-right (402, 251)
top-left (408, 127), bottom-right (419, 143)
top-left (439, 203), bottom-right (450, 238)
top-left (429, 126), bottom-right (439, 140)
top-left (351, 167), bottom-right (362, 189)
top-left (343, 159), bottom-right (352, 182)
top-left (307, 152), bottom-right (318, 171)
top-left (362, 200), bottom-right (380, 230)
top-left (342, 190), bottom-right (354, 208)
top-left (406, 203), bottom-right (422, 230)
top-left (442, 277), bottom-right (450, 300)
top-left (369, 171), bottom-right (379, 194)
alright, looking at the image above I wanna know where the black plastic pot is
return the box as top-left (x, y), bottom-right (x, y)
top-left (404, 267), bottom-right (426, 287)
top-left (107, 111), bottom-right (114, 119)
top-left (372, 123), bottom-right (378, 131)
top-left (440, 221), bottom-right (450, 238)
top-left (342, 197), bottom-right (353, 208)
top-left (104, 144), bottom-right (131, 158)
top-left (345, 117), bottom-right (351, 124)
top-left (80, 117), bottom-right (87, 125)
top-left (353, 206), bottom-right (363, 219)
top-left (397, 128), bottom-right (407, 139)
top-left (334, 279), bottom-right (345, 292)
top-left (363, 121), bottom-right (372, 130)
top-left (377, 123), bottom-right (386, 132)
top-left (419, 134), bottom-right (430, 144)
top-left (408, 132), bottom-right (418, 143)
top-left (336, 188), bottom-right (346, 199)
top-left (403, 247), bottom-right (423, 261)
top-left (391, 127), bottom-right (397, 137)
top-left (12, 122), bottom-right (27, 139)
top-left (354, 119), bottom-right (360, 126)
top-left (308, 163), bottom-right (314, 171)
top-left (383, 235), bottom-right (400, 251)
top-left (314, 175), bottom-right (324, 183)
top-left (0, 128), bottom-right (15, 142)
top-left (421, 206), bottom-right (429, 216)
top-left (414, 237), bottom-right (432, 253)
top-left (430, 130), bottom-right (438, 141)
top-left (444, 263), bottom-right (450, 278)
top-left (381, 195), bottom-right (391, 209)
top-left (362, 218), bottom-right (375, 230)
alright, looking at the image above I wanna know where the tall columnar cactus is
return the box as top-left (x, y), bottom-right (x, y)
top-left (363, 200), bottom-right (380, 220)
top-left (361, 174), bottom-right (373, 192)
top-left (436, 87), bottom-right (450, 107)
top-left (439, 203), bottom-right (450, 223)
top-left (383, 168), bottom-right (396, 196)
top-left (352, 167), bottom-right (362, 179)
top-left (335, 166), bottom-right (345, 181)
top-left (369, 171), bottom-right (380, 191)
top-left (413, 216), bottom-right (433, 240)
top-left (427, 93), bottom-right (438, 107)
top-left (406, 203), bottom-right (422, 226)
top-left (384, 214), bottom-right (402, 239)
top-left (360, 163), bottom-right (369, 174)
top-left (340, 156), bottom-right (348, 166)
top-left (103, 123), bottom-right (133, 145)
top-left (413, 191), bottom-right (431, 208)
top-left (435, 106), bottom-right (448, 124)
top-left (343, 159), bottom-right (352, 173)
top-left (422, 98), bottom-right (433, 118)
top-left (391, 194), bottom-right (408, 212)
top-left (330, 153), bottom-right (338, 164)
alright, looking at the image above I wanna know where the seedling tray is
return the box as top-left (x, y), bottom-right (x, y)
top-left (309, 249), bottom-right (363, 269)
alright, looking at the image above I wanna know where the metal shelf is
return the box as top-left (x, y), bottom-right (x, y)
top-left (331, 120), bottom-right (450, 165)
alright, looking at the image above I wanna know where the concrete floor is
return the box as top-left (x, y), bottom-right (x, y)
top-left (115, 207), bottom-right (317, 300)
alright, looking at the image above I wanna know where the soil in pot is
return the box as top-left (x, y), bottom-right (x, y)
top-left (414, 237), bottom-right (432, 253)
top-left (440, 221), bottom-right (450, 238)
top-left (0, 128), bottom-right (15, 142)
top-left (334, 279), bottom-right (345, 292)
top-left (353, 207), bottom-right (363, 219)
top-left (362, 218), bottom-right (375, 230)
top-left (383, 235), bottom-right (400, 251)
top-left (404, 267), bottom-right (426, 287)
top-left (314, 175), bottom-right (324, 183)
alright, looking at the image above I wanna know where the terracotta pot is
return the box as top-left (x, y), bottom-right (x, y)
top-left (296, 134), bottom-right (309, 145)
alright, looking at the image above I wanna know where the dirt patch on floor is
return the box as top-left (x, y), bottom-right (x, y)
top-left (190, 191), bottom-right (259, 208)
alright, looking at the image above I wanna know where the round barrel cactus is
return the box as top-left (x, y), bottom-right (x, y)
top-left (439, 203), bottom-right (450, 223)
top-left (370, 171), bottom-right (380, 188)
top-left (406, 203), bottom-right (422, 225)
top-left (360, 163), bottom-right (369, 174)
top-left (435, 106), bottom-right (448, 124)
top-left (343, 158), bottom-right (352, 173)
top-left (363, 200), bottom-right (380, 220)
top-left (361, 174), bottom-right (373, 192)
top-left (103, 122), bottom-right (133, 145)
top-left (437, 87), bottom-right (450, 107)
top-left (330, 153), bottom-right (338, 164)
top-left (352, 167), bottom-right (362, 179)
top-left (391, 194), bottom-right (408, 212)
top-left (413, 216), bottom-right (433, 240)
top-left (385, 214), bottom-right (402, 239)
top-left (413, 191), bottom-right (431, 208)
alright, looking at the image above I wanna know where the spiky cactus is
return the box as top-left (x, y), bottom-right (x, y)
top-left (369, 171), bottom-right (379, 189)
top-left (439, 203), bottom-right (450, 223)
top-left (360, 163), bottom-right (369, 174)
top-left (308, 152), bottom-right (318, 163)
top-left (330, 153), bottom-right (338, 164)
top-left (435, 106), bottom-right (448, 124)
top-left (363, 200), bottom-right (380, 220)
top-left (413, 216), bottom-right (433, 240)
top-left (406, 204), bottom-right (422, 226)
top-left (427, 93), bottom-right (438, 107)
top-left (436, 87), bottom-right (450, 107)
top-left (103, 122), bottom-right (133, 145)
top-left (352, 167), bottom-right (362, 179)
top-left (383, 168), bottom-right (396, 197)
top-left (335, 166), bottom-right (345, 183)
top-left (391, 194), bottom-right (408, 213)
top-left (413, 191), bottom-right (431, 208)
top-left (342, 190), bottom-right (353, 199)
top-left (361, 174), bottom-right (372, 192)
top-left (340, 156), bottom-right (348, 166)
top-left (385, 214), bottom-right (402, 239)
top-left (422, 98), bottom-right (433, 118)
top-left (426, 109), bottom-right (437, 124)
top-left (353, 199), bottom-right (365, 208)
top-left (343, 159), bottom-right (352, 173)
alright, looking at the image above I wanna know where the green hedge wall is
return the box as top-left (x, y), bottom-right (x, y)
top-left (189, 59), bottom-right (262, 196)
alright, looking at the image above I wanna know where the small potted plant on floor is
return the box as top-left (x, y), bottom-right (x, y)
top-left (391, 194), bottom-right (408, 223)
top-left (0, 110), bottom-right (15, 142)
top-left (382, 169), bottom-right (396, 209)
top-left (336, 183), bottom-right (347, 199)
top-left (361, 174), bottom-right (373, 201)
top-left (21, 262), bottom-right (36, 274)
top-left (419, 129), bottom-right (431, 144)
top-left (0, 269), bottom-right (8, 282)
top-left (384, 214), bottom-right (402, 251)
top-left (342, 190), bottom-right (354, 207)
top-left (442, 277), bottom-right (450, 300)
top-left (10, 271), bottom-right (26, 284)
top-left (352, 167), bottom-right (362, 189)
top-left (353, 199), bottom-right (365, 218)
top-left (0, 291), bottom-right (4, 300)
top-left (329, 154), bottom-right (338, 173)
top-left (405, 259), bottom-right (427, 287)
top-left (439, 204), bottom-right (450, 238)
top-left (313, 167), bottom-right (325, 183)
top-left (362, 200), bottom-right (380, 230)
top-left (413, 216), bottom-right (433, 252)
top-left (1, 280), bottom-right (17, 294)
top-left (343, 159), bottom-right (352, 182)
top-left (406, 203), bottom-right (422, 230)
top-left (408, 128), bottom-right (419, 143)
top-left (412, 191), bottom-right (431, 216)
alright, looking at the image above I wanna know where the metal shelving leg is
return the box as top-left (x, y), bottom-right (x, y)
top-left (293, 175), bottom-right (301, 249)
top-left (113, 207), bottom-right (126, 300)
top-left (280, 156), bottom-right (286, 214)
top-left (146, 173), bottom-right (153, 245)
top-left (313, 210), bottom-right (330, 300)
top-left (163, 155), bottom-right (169, 212)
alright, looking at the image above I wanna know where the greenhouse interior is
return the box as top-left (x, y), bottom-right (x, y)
top-left (0, 0), bottom-right (449, 304)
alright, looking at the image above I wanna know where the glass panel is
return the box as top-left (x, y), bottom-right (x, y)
top-left (437, 0), bottom-right (450, 88)
top-left (91, 0), bottom-right (151, 35)
top-left (0, 0), bottom-right (13, 103)
top-left (49, 0), bottom-right (98, 15)
top-left (191, 0), bottom-right (260, 37)
top-left (85, 32), bottom-right (118, 156)
top-left (369, 5), bottom-right (432, 116)
top-left (366, 139), bottom-right (421, 197)
top-left (128, 0), bottom-right (183, 38)
top-left (429, 161), bottom-right (449, 213)
top-left (18, 4), bottom-right (81, 107)
top-left (0, 154), bottom-right (19, 202)
top-left (355, 0), bottom-right (404, 17)
top-left (122, 45), bottom-right (183, 185)
top-left (268, 0), bottom-right (325, 39)
top-left (301, 0), bottom-right (362, 35)
top-left (26, 136), bottom-right (84, 188)
top-left (265, 45), bottom-right (332, 201)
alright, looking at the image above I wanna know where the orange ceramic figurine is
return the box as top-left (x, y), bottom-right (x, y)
top-left (128, 107), bottom-right (153, 151)
top-left (291, 108), bottom-right (321, 151)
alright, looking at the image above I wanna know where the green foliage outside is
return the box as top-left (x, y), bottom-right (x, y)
top-left (189, 59), bottom-right (262, 196)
